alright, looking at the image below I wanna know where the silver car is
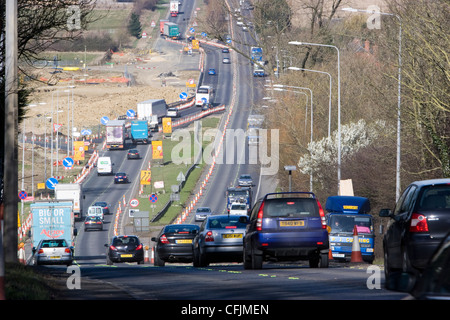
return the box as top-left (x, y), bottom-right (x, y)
top-left (193, 215), bottom-right (249, 267)
top-left (33, 239), bottom-right (74, 266)
top-left (195, 207), bottom-right (212, 222)
top-left (238, 174), bottom-right (253, 187)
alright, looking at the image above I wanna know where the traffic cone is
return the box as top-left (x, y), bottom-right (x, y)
top-left (328, 249), bottom-right (333, 260)
top-left (18, 243), bottom-right (26, 265)
top-left (350, 225), bottom-right (364, 263)
top-left (144, 246), bottom-right (149, 264)
top-left (151, 247), bottom-right (155, 265)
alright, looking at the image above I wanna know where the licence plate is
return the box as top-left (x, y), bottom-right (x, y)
top-left (223, 234), bottom-right (243, 238)
top-left (120, 254), bottom-right (133, 258)
top-left (176, 239), bottom-right (192, 244)
top-left (50, 256), bottom-right (61, 259)
top-left (280, 220), bottom-right (304, 227)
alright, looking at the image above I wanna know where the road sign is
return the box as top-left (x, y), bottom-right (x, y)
top-left (201, 97), bottom-right (207, 104)
top-left (130, 199), bottom-right (140, 207)
top-left (127, 109), bottom-right (136, 118)
top-left (80, 129), bottom-right (92, 136)
top-left (46, 177), bottom-right (59, 190)
top-left (149, 193), bottom-right (158, 203)
top-left (177, 171), bottom-right (186, 182)
top-left (140, 170), bottom-right (151, 185)
top-left (18, 190), bottom-right (28, 200)
top-left (179, 92), bottom-right (188, 100)
top-left (101, 116), bottom-right (109, 125)
top-left (63, 157), bottom-right (74, 168)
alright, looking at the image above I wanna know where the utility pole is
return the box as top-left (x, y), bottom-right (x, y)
top-left (3, 0), bottom-right (19, 267)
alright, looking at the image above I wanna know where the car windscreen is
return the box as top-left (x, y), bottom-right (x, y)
top-left (329, 215), bottom-right (372, 234)
top-left (208, 216), bottom-right (247, 229)
top-left (263, 198), bottom-right (319, 218)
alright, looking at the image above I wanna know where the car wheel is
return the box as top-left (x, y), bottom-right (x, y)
top-left (106, 256), bottom-right (113, 266)
top-left (319, 252), bottom-right (329, 268)
top-left (193, 246), bottom-right (200, 267)
top-left (243, 245), bottom-right (252, 270)
top-left (154, 249), bottom-right (165, 267)
top-left (198, 247), bottom-right (209, 267)
top-left (250, 245), bottom-right (263, 269)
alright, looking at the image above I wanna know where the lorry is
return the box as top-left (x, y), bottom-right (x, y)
top-left (105, 120), bottom-right (126, 150)
top-left (162, 22), bottom-right (180, 40)
top-left (30, 201), bottom-right (77, 249)
top-left (130, 120), bottom-right (149, 144)
top-left (54, 183), bottom-right (84, 220)
top-left (137, 99), bottom-right (167, 131)
top-left (250, 47), bottom-right (263, 65)
top-left (195, 85), bottom-right (212, 106)
top-left (325, 195), bottom-right (375, 263)
top-left (226, 187), bottom-right (252, 213)
top-left (170, 0), bottom-right (179, 17)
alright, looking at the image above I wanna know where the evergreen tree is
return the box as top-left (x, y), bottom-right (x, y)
top-left (128, 12), bottom-right (142, 39)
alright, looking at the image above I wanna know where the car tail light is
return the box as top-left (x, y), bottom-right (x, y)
top-left (205, 231), bottom-right (214, 242)
top-left (65, 248), bottom-right (71, 254)
top-left (136, 244), bottom-right (143, 250)
top-left (410, 213), bottom-right (429, 232)
top-left (256, 201), bottom-right (265, 231)
top-left (110, 245), bottom-right (117, 251)
top-left (316, 199), bottom-right (327, 229)
top-left (38, 249), bottom-right (44, 254)
top-left (160, 234), bottom-right (170, 244)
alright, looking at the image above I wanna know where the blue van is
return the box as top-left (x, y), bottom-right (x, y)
top-left (326, 196), bottom-right (374, 263)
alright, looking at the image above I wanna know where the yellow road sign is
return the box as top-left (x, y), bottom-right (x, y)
top-left (140, 170), bottom-right (151, 185)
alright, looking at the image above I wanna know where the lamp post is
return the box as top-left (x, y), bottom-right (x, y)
top-left (341, 7), bottom-right (402, 200)
top-left (288, 66), bottom-right (332, 137)
top-left (288, 41), bottom-right (341, 194)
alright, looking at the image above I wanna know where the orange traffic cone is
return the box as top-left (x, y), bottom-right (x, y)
top-left (350, 225), bottom-right (364, 263)
top-left (328, 249), bottom-right (333, 260)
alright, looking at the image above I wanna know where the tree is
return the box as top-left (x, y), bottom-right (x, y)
top-left (128, 12), bottom-right (142, 39)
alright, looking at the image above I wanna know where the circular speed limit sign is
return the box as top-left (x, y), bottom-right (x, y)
top-left (130, 198), bottom-right (139, 207)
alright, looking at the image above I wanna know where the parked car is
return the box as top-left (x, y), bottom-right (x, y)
top-left (151, 224), bottom-right (200, 266)
top-left (84, 216), bottom-right (103, 231)
top-left (32, 239), bottom-right (74, 266)
top-left (193, 214), bottom-right (249, 267)
top-left (105, 235), bottom-right (144, 265)
top-left (238, 174), bottom-right (253, 187)
top-left (93, 201), bottom-right (110, 215)
top-left (127, 149), bottom-right (140, 159)
top-left (379, 178), bottom-right (450, 287)
top-left (243, 192), bottom-right (329, 269)
top-left (114, 172), bottom-right (128, 184)
top-left (195, 207), bottom-right (212, 222)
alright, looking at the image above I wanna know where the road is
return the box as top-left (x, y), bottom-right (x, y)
top-left (32, 0), bottom-right (411, 304)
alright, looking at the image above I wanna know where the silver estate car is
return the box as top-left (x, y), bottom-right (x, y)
top-left (33, 239), bottom-right (74, 266)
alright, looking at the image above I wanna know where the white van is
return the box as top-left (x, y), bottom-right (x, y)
top-left (195, 85), bottom-right (212, 106)
top-left (97, 156), bottom-right (113, 176)
top-left (87, 206), bottom-right (104, 220)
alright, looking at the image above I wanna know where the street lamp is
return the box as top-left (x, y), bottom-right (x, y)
top-left (289, 41), bottom-right (341, 194)
top-left (341, 7), bottom-right (402, 201)
top-left (288, 66), bottom-right (332, 137)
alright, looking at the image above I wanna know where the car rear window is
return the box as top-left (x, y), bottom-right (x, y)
top-left (41, 239), bottom-right (68, 247)
top-left (263, 198), bottom-right (319, 218)
top-left (164, 225), bottom-right (199, 234)
top-left (208, 216), bottom-right (247, 229)
top-left (417, 185), bottom-right (450, 210)
top-left (113, 236), bottom-right (139, 246)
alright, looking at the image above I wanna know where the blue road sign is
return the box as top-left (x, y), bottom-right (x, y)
top-left (46, 177), bottom-right (59, 190)
top-left (101, 116), bottom-right (109, 125)
top-left (189, 27), bottom-right (195, 34)
top-left (81, 129), bottom-right (92, 136)
top-left (63, 157), bottom-right (74, 168)
top-left (149, 193), bottom-right (158, 203)
top-left (18, 190), bottom-right (28, 200)
top-left (179, 92), bottom-right (188, 100)
top-left (127, 109), bottom-right (136, 118)
top-left (201, 97), bottom-right (207, 104)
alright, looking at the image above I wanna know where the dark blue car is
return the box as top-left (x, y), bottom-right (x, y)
top-left (243, 192), bottom-right (329, 269)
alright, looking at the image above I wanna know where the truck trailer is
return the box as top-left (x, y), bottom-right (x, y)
top-left (137, 99), bottom-right (167, 131)
top-left (105, 120), bottom-right (126, 150)
top-left (54, 183), bottom-right (84, 220)
top-left (130, 120), bottom-right (149, 144)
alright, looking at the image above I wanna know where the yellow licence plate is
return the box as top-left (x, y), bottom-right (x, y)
top-left (176, 239), bottom-right (192, 244)
top-left (120, 254), bottom-right (133, 258)
top-left (49, 256), bottom-right (61, 259)
top-left (280, 220), bottom-right (304, 227)
top-left (223, 234), bottom-right (243, 238)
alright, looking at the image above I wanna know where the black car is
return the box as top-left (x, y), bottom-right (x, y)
top-left (84, 216), bottom-right (103, 231)
top-left (114, 172), bottom-right (128, 184)
top-left (93, 201), bottom-right (110, 215)
top-left (380, 179), bottom-right (450, 287)
top-left (105, 235), bottom-right (144, 265)
top-left (151, 224), bottom-right (199, 266)
top-left (243, 192), bottom-right (329, 269)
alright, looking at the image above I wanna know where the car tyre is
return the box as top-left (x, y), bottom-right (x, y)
top-left (243, 245), bottom-right (252, 270)
top-left (106, 256), bottom-right (113, 266)
top-left (250, 245), bottom-right (263, 269)
top-left (154, 249), bottom-right (165, 267)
